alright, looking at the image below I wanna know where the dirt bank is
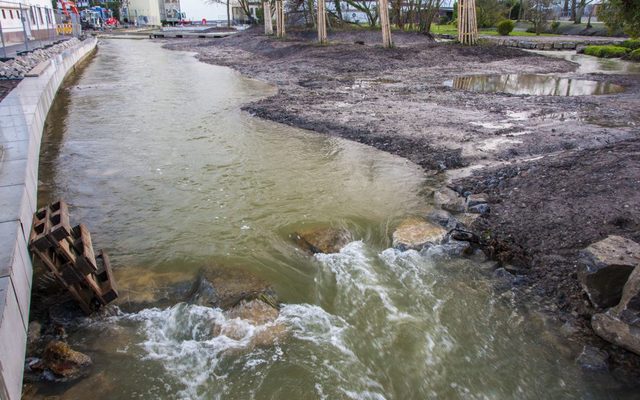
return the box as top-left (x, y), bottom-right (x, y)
top-left (163, 28), bottom-right (640, 376)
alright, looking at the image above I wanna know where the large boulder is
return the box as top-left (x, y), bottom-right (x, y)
top-left (579, 236), bottom-right (640, 309)
top-left (115, 268), bottom-right (195, 312)
top-left (189, 265), bottom-right (277, 310)
top-left (293, 226), bottom-right (352, 254)
top-left (592, 312), bottom-right (640, 356)
top-left (592, 263), bottom-right (640, 356)
top-left (40, 341), bottom-right (92, 381)
top-left (392, 217), bottom-right (448, 251)
top-left (223, 299), bottom-right (286, 347)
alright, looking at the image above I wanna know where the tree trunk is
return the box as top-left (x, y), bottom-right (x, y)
top-left (227, 0), bottom-right (231, 27)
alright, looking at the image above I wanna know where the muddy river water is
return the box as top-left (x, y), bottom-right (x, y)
top-left (34, 40), bottom-right (631, 399)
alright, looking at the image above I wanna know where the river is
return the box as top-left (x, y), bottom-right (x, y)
top-left (32, 39), bottom-right (630, 399)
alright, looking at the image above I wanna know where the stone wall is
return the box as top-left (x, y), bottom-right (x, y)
top-left (0, 37), bottom-right (97, 400)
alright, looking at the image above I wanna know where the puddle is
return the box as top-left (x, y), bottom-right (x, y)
top-left (444, 74), bottom-right (625, 96)
top-left (528, 50), bottom-right (640, 75)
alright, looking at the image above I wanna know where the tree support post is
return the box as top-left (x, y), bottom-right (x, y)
top-left (317, 0), bottom-right (327, 44)
top-left (264, 1), bottom-right (274, 35)
top-left (457, 0), bottom-right (478, 45)
top-left (276, 0), bottom-right (285, 38)
top-left (379, 0), bottom-right (392, 48)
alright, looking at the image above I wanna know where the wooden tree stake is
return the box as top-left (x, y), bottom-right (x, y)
top-left (264, 1), bottom-right (273, 35)
top-left (379, 0), bottom-right (392, 48)
top-left (317, 0), bottom-right (327, 44)
top-left (457, 0), bottom-right (478, 45)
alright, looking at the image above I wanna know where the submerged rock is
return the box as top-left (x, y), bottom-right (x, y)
top-left (576, 345), bottom-right (609, 372)
top-left (293, 226), bottom-right (352, 254)
top-left (189, 265), bottom-right (277, 310)
top-left (579, 236), bottom-right (640, 309)
top-left (115, 269), bottom-right (195, 312)
top-left (205, 299), bottom-right (287, 349)
top-left (392, 217), bottom-right (447, 251)
top-left (40, 341), bottom-right (92, 381)
top-left (426, 209), bottom-right (454, 228)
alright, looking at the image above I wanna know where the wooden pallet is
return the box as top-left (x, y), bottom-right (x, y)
top-left (29, 200), bottom-right (118, 314)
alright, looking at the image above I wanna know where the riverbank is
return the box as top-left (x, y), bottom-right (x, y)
top-left (164, 28), bottom-right (640, 378)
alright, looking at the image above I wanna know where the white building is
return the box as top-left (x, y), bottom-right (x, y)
top-left (180, 0), bottom-right (229, 23)
top-left (0, 0), bottom-right (56, 45)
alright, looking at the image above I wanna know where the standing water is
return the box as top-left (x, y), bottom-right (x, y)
top-left (33, 40), bottom-right (627, 399)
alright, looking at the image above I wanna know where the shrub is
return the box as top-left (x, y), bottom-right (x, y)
top-left (629, 49), bottom-right (640, 62)
top-left (583, 45), bottom-right (631, 58)
top-left (496, 20), bottom-right (515, 36)
top-left (550, 20), bottom-right (561, 32)
top-left (621, 39), bottom-right (640, 50)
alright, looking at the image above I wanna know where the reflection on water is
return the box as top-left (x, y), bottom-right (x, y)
top-left (445, 74), bottom-right (625, 96)
top-left (31, 40), bottom-right (635, 399)
top-left (528, 50), bottom-right (640, 75)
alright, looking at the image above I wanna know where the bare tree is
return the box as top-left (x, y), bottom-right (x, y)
top-left (529, 0), bottom-right (553, 34)
top-left (206, 0), bottom-right (231, 27)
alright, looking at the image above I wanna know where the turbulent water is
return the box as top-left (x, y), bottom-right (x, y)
top-left (34, 40), bottom-right (629, 399)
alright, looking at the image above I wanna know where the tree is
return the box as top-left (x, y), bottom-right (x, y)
top-left (529, 0), bottom-right (553, 34)
top-left (598, 0), bottom-right (640, 37)
top-left (344, 0), bottom-right (379, 25)
top-left (206, 0), bottom-right (232, 26)
top-left (476, 0), bottom-right (507, 28)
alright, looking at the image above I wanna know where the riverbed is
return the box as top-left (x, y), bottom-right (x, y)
top-left (28, 39), bottom-right (634, 399)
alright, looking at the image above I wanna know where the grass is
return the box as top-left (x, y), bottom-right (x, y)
top-left (429, 23), bottom-right (556, 37)
top-left (583, 45), bottom-right (631, 58)
top-left (621, 39), bottom-right (640, 50)
top-left (628, 48), bottom-right (640, 62)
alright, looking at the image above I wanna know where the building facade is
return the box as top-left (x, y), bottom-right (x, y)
top-left (0, 0), bottom-right (56, 45)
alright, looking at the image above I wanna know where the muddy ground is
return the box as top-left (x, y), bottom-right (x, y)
top-left (164, 28), bottom-right (640, 378)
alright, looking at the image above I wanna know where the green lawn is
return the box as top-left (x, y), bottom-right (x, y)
top-left (430, 23), bottom-right (556, 37)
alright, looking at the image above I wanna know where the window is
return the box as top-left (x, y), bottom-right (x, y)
top-left (30, 7), bottom-right (35, 24)
top-left (38, 8), bottom-right (43, 24)
top-left (9, 9), bottom-right (13, 19)
top-left (1, 10), bottom-right (5, 19)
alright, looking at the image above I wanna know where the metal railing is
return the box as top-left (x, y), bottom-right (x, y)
top-left (0, 4), bottom-right (80, 59)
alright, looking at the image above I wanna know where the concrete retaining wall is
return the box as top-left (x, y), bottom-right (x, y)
top-left (0, 37), bottom-right (97, 400)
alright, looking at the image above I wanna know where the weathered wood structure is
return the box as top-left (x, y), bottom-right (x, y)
top-left (379, 0), bottom-right (393, 48)
top-left (276, 0), bottom-right (286, 38)
top-left (457, 0), bottom-right (478, 45)
top-left (317, 0), bottom-right (327, 44)
top-left (264, 1), bottom-right (273, 35)
top-left (29, 200), bottom-right (117, 314)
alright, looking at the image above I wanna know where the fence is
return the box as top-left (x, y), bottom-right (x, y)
top-left (0, 3), bottom-right (81, 59)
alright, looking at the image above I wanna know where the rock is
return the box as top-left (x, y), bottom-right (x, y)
top-left (392, 217), bottom-right (447, 251)
top-left (41, 341), bottom-right (92, 381)
top-left (293, 226), bottom-right (352, 254)
top-left (222, 299), bottom-right (287, 347)
top-left (592, 311), bottom-right (640, 356)
top-left (579, 236), bottom-right (640, 309)
top-left (591, 265), bottom-right (640, 355)
top-left (426, 209), bottom-right (453, 228)
top-left (189, 265), bottom-right (277, 310)
top-left (613, 263), bottom-right (640, 327)
top-left (493, 267), bottom-right (516, 292)
top-left (466, 193), bottom-right (488, 208)
top-left (576, 345), bottom-right (609, 372)
top-left (433, 187), bottom-right (466, 213)
top-left (468, 203), bottom-right (490, 215)
top-left (115, 268), bottom-right (195, 312)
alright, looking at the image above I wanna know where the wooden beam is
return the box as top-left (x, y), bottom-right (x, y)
top-left (379, 0), bottom-right (392, 48)
top-left (264, 1), bottom-right (273, 35)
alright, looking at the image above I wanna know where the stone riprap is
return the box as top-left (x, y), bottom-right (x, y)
top-left (0, 37), bottom-right (97, 400)
top-left (0, 38), bottom-right (81, 80)
top-left (579, 236), bottom-right (640, 309)
top-left (482, 35), bottom-right (625, 50)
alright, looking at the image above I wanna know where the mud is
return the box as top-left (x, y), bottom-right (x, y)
top-left (163, 28), bottom-right (640, 376)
